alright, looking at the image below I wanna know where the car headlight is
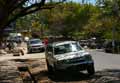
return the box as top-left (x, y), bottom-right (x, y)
top-left (56, 60), bottom-right (64, 64)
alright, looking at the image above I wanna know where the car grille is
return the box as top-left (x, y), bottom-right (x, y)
top-left (32, 46), bottom-right (39, 47)
top-left (65, 57), bottom-right (85, 64)
top-left (32, 45), bottom-right (41, 47)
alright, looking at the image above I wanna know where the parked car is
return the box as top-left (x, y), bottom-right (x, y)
top-left (104, 40), bottom-right (120, 53)
top-left (7, 36), bottom-right (23, 43)
top-left (79, 40), bottom-right (89, 47)
top-left (45, 41), bottom-right (95, 75)
top-left (27, 38), bottom-right (45, 53)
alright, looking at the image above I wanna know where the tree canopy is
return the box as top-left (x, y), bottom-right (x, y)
top-left (1, 0), bottom-right (120, 41)
top-left (0, 0), bottom-right (65, 30)
top-left (16, 1), bottom-right (120, 40)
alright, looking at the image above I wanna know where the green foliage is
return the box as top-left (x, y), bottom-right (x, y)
top-left (47, 2), bottom-right (95, 38)
top-left (16, 1), bottom-right (120, 40)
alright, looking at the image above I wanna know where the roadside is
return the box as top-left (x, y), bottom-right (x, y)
top-left (0, 48), bottom-right (120, 83)
top-left (0, 61), bottom-right (23, 83)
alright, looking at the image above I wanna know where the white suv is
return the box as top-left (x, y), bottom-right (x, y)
top-left (45, 41), bottom-right (95, 75)
top-left (27, 39), bottom-right (44, 53)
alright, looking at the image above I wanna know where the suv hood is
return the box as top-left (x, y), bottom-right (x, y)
top-left (30, 43), bottom-right (44, 46)
top-left (54, 50), bottom-right (90, 61)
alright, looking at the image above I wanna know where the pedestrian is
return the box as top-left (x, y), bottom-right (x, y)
top-left (7, 42), bottom-right (14, 51)
top-left (44, 37), bottom-right (48, 46)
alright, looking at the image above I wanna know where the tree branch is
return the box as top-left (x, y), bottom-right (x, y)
top-left (8, 0), bottom-right (28, 14)
top-left (7, 5), bottom-right (53, 26)
top-left (6, 0), bottom-right (66, 26)
top-left (22, 0), bottom-right (46, 12)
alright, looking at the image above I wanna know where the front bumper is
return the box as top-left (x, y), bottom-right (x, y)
top-left (55, 60), bottom-right (94, 71)
top-left (29, 46), bottom-right (44, 52)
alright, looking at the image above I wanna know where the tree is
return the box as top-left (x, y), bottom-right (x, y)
top-left (0, 0), bottom-right (65, 32)
top-left (16, 2), bottom-right (97, 39)
top-left (47, 2), bottom-right (93, 38)
top-left (16, 1), bottom-right (120, 40)
top-left (96, 0), bottom-right (120, 40)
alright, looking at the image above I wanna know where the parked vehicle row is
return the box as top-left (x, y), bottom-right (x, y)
top-left (104, 40), bottom-right (120, 53)
top-left (79, 39), bottom-right (103, 49)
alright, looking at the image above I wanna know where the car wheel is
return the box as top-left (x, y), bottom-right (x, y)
top-left (105, 49), bottom-right (110, 53)
top-left (46, 60), bottom-right (53, 74)
top-left (87, 64), bottom-right (95, 75)
top-left (42, 48), bottom-right (45, 52)
top-left (28, 49), bottom-right (32, 54)
top-left (40, 48), bottom-right (45, 52)
top-left (52, 64), bottom-right (60, 76)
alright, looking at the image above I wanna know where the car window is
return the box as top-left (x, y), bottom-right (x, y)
top-left (54, 44), bottom-right (72, 55)
top-left (30, 39), bottom-right (41, 44)
top-left (71, 43), bottom-right (82, 52)
top-left (54, 42), bottom-right (82, 55)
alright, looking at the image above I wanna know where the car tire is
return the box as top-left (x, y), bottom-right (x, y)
top-left (42, 48), bottom-right (45, 52)
top-left (52, 64), bottom-right (60, 76)
top-left (87, 64), bottom-right (95, 75)
top-left (40, 48), bottom-right (45, 52)
top-left (105, 49), bottom-right (110, 53)
top-left (46, 60), bottom-right (54, 74)
top-left (28, 49), bottom-right (32, 54)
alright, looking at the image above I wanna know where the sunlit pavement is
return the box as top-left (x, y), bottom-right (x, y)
top-left (0, 49), bottom-right (120, 83)
top-left (0, 49), bottom-right (120, 71)
top-left (89, 50), bottom-right (120, 71)
top-left (0, 42), bottom-right (45, 61)
top-left (0, 52), bottom-right (45, 61)
top-left (0, 48), bottom-right (120, 70)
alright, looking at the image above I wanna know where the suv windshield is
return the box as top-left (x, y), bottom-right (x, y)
top-left (54, 42), bottom-right (82, 55)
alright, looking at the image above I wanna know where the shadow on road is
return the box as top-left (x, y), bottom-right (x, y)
top-left (33, 70), bottom-right (94, 82)
top-left (33, 70), bottom-right (49, 81)
top-left (48, 71), bottom-right (93, 82)
top-left (11, 58), bottom-right (120, 83)
top-left (90, 69), bottom-right (120, 83)
top-left (33, 69), bottom-right (120, 83)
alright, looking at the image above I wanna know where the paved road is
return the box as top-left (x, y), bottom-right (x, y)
top-left (0, 52), bottom-right (45, 61)
top-left (0, 49), bottom-right (120, 83)
top-left (1, 49), bottom-right (120, 71)
top-left (88, 50), bottom-right (120, 71)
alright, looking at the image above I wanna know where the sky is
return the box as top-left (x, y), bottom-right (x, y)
top-left (68, 0), bottom-right (96, 4)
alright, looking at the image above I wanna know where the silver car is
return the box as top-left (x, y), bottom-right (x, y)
top-left (27, 39), bottom-right (44, 53)
top-left (45, 41), bottom-right (95, 75)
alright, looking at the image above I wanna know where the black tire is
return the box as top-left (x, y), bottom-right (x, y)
top-left (46, 60), bottom-right (53, 74)
top-left (53, 64), bottom-right (59, 76)
top-left (20, 50), bottom-right (24, 55)
top-left (87, 64), bottom-right (95, 75)
top-left (40, 48), bottom-right (45, 52)
top-left (105, 49), bottom-right (111, 53)
top-left (27, 49), bottom-right (32, 54)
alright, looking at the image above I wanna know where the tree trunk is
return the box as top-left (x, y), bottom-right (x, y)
top-left (0, 8), bottom-right (9, 41)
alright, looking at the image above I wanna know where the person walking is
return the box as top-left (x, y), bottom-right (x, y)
top-left (44, 38), bottom-right (48, 46)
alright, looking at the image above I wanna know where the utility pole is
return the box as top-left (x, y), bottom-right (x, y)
top-left (112, 0), bottom-right (119, 53)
